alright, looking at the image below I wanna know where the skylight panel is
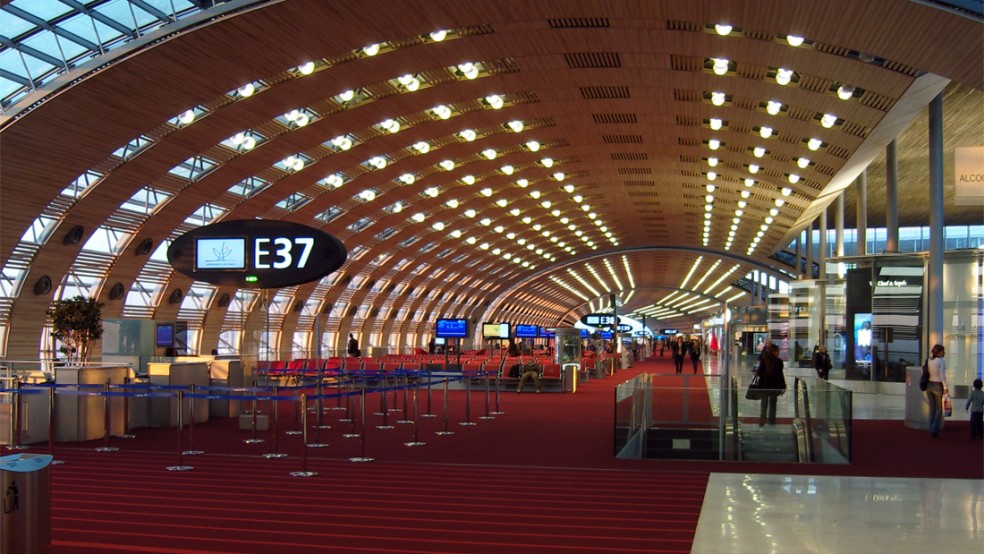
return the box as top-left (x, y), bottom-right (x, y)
top-left (275, 192), bottom-right (311, 212)
top-left (184, 203), bottom-right (226, 227)
top-left (227, 176), bottom-right (270, 197)
top-left (314, 206), bottom-right (344, 223)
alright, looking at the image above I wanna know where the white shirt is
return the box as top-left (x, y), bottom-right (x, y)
top-left (927, 356), bottom-right (947, 387)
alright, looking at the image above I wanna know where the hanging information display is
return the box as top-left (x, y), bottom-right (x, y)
top-left (580, 313), bottom-right (620, 327)
top-left (167, 219), bottom-right (347, 288)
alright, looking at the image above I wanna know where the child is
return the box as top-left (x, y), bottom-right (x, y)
top-left (967, 379), bottom-right (984, 440)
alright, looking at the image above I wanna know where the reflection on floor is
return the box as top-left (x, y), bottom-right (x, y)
top-left (693, 355), bottom-right (984, 552)
top-left (692, 473), bottom-right (984, 553)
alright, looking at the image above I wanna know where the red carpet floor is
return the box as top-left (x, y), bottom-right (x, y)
top-left (10, 355), bottom-right (982, 552)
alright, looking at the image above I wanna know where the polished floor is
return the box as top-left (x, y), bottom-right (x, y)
top-left (692, 355), bottom-right (984, 553)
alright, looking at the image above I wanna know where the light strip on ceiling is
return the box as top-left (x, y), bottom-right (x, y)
top-left (550, 276), bottom-right (590, 302)
top-left (586, 263), bottom-right (610, 292)
top-left (622, 256), bottom-right (635, 288)
top-left (679, 256), bottom-right (703, 290)
top-left (622, 289), bottom-right (635, 306)
top-left (691, 260), bottom-right (721, 291)
top-left (703, 264), bottom-right (741, 295)
top-left (567, 269), bottom-right (601, 297)
top-left (604, 259), bottom-right (624, 290)
top-left (726, 291), bottom-right (748, 303)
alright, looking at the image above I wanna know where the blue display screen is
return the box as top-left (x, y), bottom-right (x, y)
top-left (515, 324), bottom-right (538, 338)
top-left (436, 318), bottom-right (468, 338)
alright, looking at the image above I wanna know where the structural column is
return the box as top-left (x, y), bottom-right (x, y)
top-left (885, 140), bottom-right (900, 253)
top-left (835, 193), bottom-right (845, 257)
top-left (805, 223), bottom-right (814, 279)
top-left (856, 170), bottom-right (868, 255)
top-left (927, 93), bottom-right (944, 347)
top-left (794, 237), bottom-right (802, 277)
top-left (818, 210), bottom-right (828, 279)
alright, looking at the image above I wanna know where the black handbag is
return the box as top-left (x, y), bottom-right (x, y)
top-left (919, 359), bottom-right (930, 391)
top-left (745, 375), bottom-right (763, 400)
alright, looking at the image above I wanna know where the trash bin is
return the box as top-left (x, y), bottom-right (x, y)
top-left (0, 453), bottom-right (52, 553)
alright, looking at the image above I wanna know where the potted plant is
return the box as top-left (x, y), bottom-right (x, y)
top-left (48, 295), bottom-right (104, 365)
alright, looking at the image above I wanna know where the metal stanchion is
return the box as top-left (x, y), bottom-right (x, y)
top-left (404, 380), bottom-right (425, 447)
top-left (397, 373), bottom-right (412, 424)
top-left (331, 368), bottom-right (345, 411)
top-left (47, 387), bottom-right (63, 465)
top-left (422, 371), bottom-right (436, 418)
top-left (375, 373), bottom-right (386, 416)
top-left (339, 376), bottom-right (354, 423)
top-left (342, 390), bottom-right (360, 438)
top-left (492, 373), bottom-right (504, 415)
top-left (389, 372), bottom-right (400, 412)
top-left (183, 384), bottom-right (203, 455)
top-left (264, 388), bottom-right (287, 458)
top-left (8, 386), bottom-right (27, 451)
top-left (286, 383), bottom-right (302, 436)
top-left (460, 375), bottom-right (476, 426)
top-left (349, 389), bottom-right (374, 462)
top-left (243, 388), bottom-right (264, 444)
top-left (479, 372), bottom-right (494, 420)
top-left (95, 381), bottom-right (118, 452)
top-left (377, 383), bottom-right (394, 430)
top-left (435, 378), bottom-right (454, 436)
top-left (120, 378), bottom-right (135, 439)
top-left (307, 389), bottom-right (329, 448)
top-left (166, 391), bottom-right (193, 471)
top-left (290, 393), bottom-right (317, 477)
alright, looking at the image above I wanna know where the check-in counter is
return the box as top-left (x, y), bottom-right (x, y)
top-left (207, 359), bottom-right (244, 418)
top-left (54, 366), bottom-right (128, 442)
top-left (146, 362), bottom-right (210, 427)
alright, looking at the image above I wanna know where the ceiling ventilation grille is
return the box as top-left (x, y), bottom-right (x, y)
top-left (617, 167), bottom-right (652, 175)
top-left (743, 29), bottom-right (775, 41)
top-left (669, 55), bottom-right (702, 71)
top-left (673, 89), bottom-right (701, 102)
top-left (680, 169), bottom-right (700, 178)
top-left (548, 17), bottom-right (610, 28)
top-left (814, 164), bottom-right (836, 177)
top-left (483, 58), bottom-right (520, 75)
top-left (680, 155), bottom-right (700, 164)
top-left (731, 97), bottom-right (758, 110)
top-left (627, 191), bottom-right (660, 197)
top-left (678, 137), bottom-right (700, 147)
top-left (593, 113), bottom-right (638, 124)
top-left (580, 86), bottom-right (630, 99)
top-left (602, 134), bottom-right (643, 144)
top-left (881, 60), bottom-right (919, 76)
top-left (611, 152), bottom-right (648, 161)
top-left (826, 145), bottom-right (851, 159)
top-left (736, 63), bottom-right (767, 80)
top-left (786, 106), bottom-right (814, 121)
top-left (841, 122), bottom-right (870, 138)
top-left (666, 20), bottom-right (701, 32)
top-left (624, 180), bottom-right (656, 187)
top-left (565, 52), bottom-right (622, 68)
top-left (798, 75), bottom-right (833, 93)
top-left (860, 91), bottom-right (895, 111)
top-left (675, 115), bottom-right (701, 126)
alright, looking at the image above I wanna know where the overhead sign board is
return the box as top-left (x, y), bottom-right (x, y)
top-left (615, 324), bottom-right (633, 333)
top-left (580, 314), bottom-right (621, 327)
top-left (167, 219), bottom-right (347, 288)
top-left (660, 328), bottom-right (679, 335)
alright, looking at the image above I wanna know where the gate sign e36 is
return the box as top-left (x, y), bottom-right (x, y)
top-left (167, 220), bottom-right (347, 288)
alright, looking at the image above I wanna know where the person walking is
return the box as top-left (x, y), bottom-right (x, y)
top-left (966, 379), bottom-right (983, 440)
top-left (925, 344), bottom-right (948, 438)
top-left (689, 340), bottom-right (701, 374)
top-left (757, 344), bottom-right (786, 426)
top-left (671, 336), bottom-right (685, 374)
top-left (813, 344), bottom-right (832, 380)
top-left (347, 334), bottom-right (360, 357)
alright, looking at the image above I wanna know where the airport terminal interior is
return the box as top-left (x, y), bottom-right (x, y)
top-left (1, 0), bottom-right (982, 552)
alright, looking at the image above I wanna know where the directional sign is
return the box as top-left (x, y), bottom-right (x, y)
top-left (168, 219), bottom-right (347, 288)
top-left (580, 313), bottom-right (621, 327)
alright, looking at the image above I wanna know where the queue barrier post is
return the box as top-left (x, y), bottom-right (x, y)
top-left (435, 377), bottom-right (454, 436)
top-left (290, 393), bottom-right (317, 477)
top-left (166, 391), bottom-right (192, 471)
top-left (183, 385), bottom-right (203, 456)
top-left (264, 387), bottom-right (287, 459)
top-left (349, 389), bottom-right (374, 463)
top-left (460, 374), bottom-right (476, 427)
top-left (95, 381), bottom-right (118, 452)
top-left (121, 378), bottom-right (135, 439)
top-left (404, 379), bottom-right (425, 447)
top-left (244, 389), bottom-right (264, 445)
top-left (479, 372), bottom-right (494, 420)
top-left (422, 371), bottom-right (436, 418)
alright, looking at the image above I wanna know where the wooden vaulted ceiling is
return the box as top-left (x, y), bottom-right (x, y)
top-left (0, 0), bottom-right (981, 356)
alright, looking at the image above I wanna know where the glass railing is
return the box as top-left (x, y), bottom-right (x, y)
top-left (615, 373), bottom-right (852, 463)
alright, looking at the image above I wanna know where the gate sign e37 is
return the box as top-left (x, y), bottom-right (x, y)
top-left (167, 220), bottom-right (347, 288)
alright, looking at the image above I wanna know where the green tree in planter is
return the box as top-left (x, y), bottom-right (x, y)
top-left (48, 295), bottom-right (104, 364)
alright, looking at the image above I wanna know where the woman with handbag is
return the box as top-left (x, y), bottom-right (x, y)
top-left (756, 344), bottom-right (786, 426)
top-left (925, 344), bottom-right (949, 438)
